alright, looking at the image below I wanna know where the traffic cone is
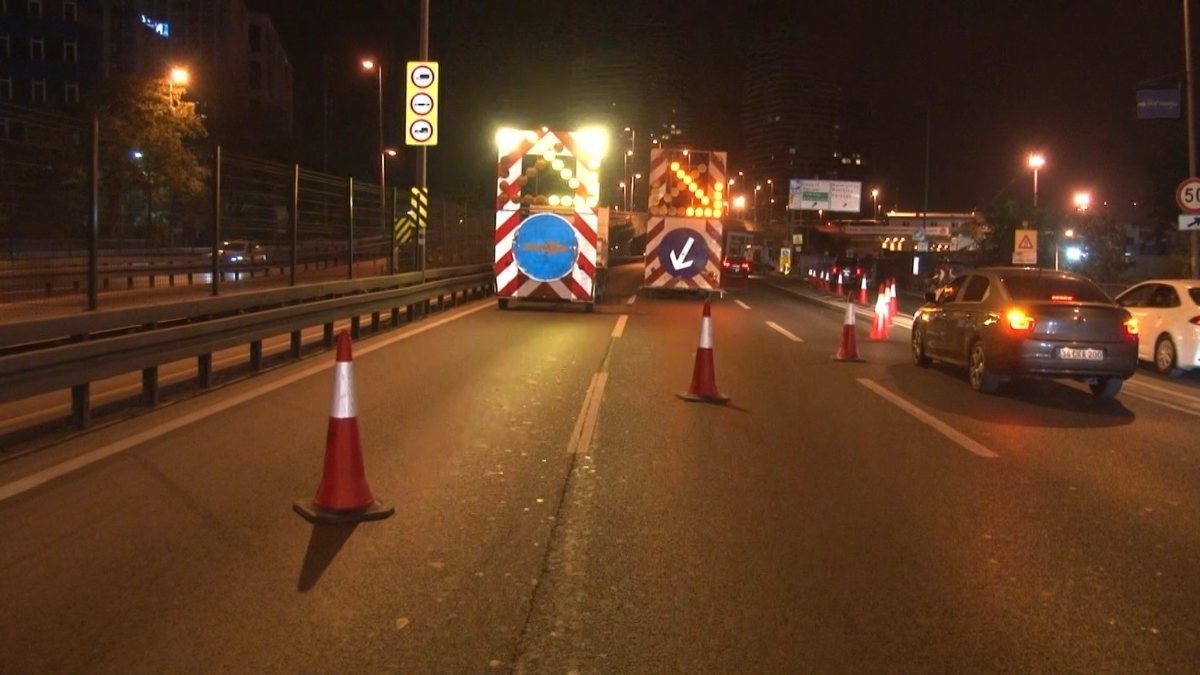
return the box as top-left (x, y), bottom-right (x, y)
top-left (889, 278), bottom-right (899, 320)
top-left (294, 330), bottom-right (395, 525)
top-left (870, 286), bottom-right (890, 340)
top-left (836, 276), bottom-right (844, 297)
top-left (834, 302), bottom-right (865, 362)
top-left (677, 299), bottom-right (730, 403)
top-left (858, 276), bottom-right (869, 306)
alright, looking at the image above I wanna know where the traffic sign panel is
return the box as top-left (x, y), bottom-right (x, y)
top-left (1177, 177), bottom-right (1200, 213)
top-left (405, 61), bottom-right (438, 146)
top-left (1179, 214), bottom-right (1200, 230)
top-left (657, 227), bottom-right (709, 278)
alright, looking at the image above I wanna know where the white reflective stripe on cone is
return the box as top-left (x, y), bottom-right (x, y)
top-left (699, 317), bottom-right (714, 349)
top-left (330, 362), bottom-right (358, 419)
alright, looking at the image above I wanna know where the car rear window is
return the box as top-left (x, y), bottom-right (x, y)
top-left (226, 243), bottom-right (247, 251)
top-left (999, 275), bottom-right (1111, 303)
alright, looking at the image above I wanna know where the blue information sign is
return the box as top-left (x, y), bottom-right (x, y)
top-left (513, 212), bottom-right (579, 282)
top-left (657, 228), bottom-right (708, 278)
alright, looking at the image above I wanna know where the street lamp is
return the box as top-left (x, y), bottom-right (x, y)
top-left (1027, 153), bottom-right (1046, 207)
top-left (167, 66), bottom-right (189, 105)
top-left (1073, 191), bottom-right (1091, 212)
top-left (871, 188), bottom-right (880, 218)
top-left (733, 195), bottom-right (746, 216)
top-left (361, 58), bottom-right (389, 272)
top-left (754, 184), bottom-right (762, 221)
top-left (623, 127), bottom-right (636, 210)
top-left (619, 181), bottom-right (627, 209)
top-left (632, 172), bottom-right (642, 211)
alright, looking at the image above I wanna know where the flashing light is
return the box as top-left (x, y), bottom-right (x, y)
top-left (496, 128), bottom-right (524, 152)
top-left (700, 196), bottom-right (710, 206)
top-left (714, 209), bottom-right (723, 217)
top-left (703, 208), bottom-right (713, 217)
top-left (551, 158), bottom-right (564, 171)
top-left (568, 177), bottom-right (580, 189)
top-left (714, 181), bottom-right (725, 192)
top-left (543, 150), bottom-right (556, 162)
top-left (548, 195), bottom-right (561, 206)
top-left (575, 127), bottom-right (609, 159)
top-left (686, 207), bottom-right (696, 217)
top-left (670, 161), bottom-right (680, 171)
top-left (688, 183), bottom-right (698, 193)
top-left (1006, 309), bottom-right (1036, 331)
top-left (560, 168), bottom-right (572, 180)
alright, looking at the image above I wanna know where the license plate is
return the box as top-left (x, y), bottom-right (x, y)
top-left (1058, 347), bottom-right (1104, 361)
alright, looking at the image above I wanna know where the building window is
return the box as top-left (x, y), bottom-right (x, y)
top-left (30, 36), bottom-right (44, 60)
top-left (32, 78), bottom-right (47, 102)
top-left (0, 77), bottom-right (12, 101)
top-left (63, 0), bottom-right (76, 20)
top-left (28, 0), bottom-right (42, 18)
top-left (63, 39), bottom-right (76, 62)
top-left (64, 81), bottom-right (78, 104)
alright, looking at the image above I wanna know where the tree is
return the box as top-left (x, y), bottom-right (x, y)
top-left (969, 199), bottom-right (1028, 266)
top-left (1069, 213), bottom-right (1129, 283)
top-left (87, 76), bottom-right (209, 244)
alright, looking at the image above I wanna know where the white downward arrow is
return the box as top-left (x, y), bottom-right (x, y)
top-left (669, 237), bottom-right (695, 270)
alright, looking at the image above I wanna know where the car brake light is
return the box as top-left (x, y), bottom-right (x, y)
top-left (1006, 309), bottom-right (1035, 331)
top-left (856, 267), bottom-right (863, 276)
top-left (722, 260), bottom-right (730, 267)
top-left (1124, 317), bottom-right (1139, 336)
top-left (832, 266), bottom-right (839, 275)
top-left (1050, 294), bottom-right (1075, 302)
top-left (1190, 316), bottom-right (1200, 326)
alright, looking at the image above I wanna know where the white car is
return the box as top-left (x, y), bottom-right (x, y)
top-left (1114, 279), bottom-right (1200, 375)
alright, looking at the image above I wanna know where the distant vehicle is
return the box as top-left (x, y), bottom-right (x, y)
top-left (1113, 279), bottom-right (1200, 375)
top-left (826, 255), bottom-right (875, 291)
top-left (911, 267), bottom-right (1138, 398)
top-left (217, 240), bottom-right (266, 264)
top-left (721, 255), bottom-right (751, 278)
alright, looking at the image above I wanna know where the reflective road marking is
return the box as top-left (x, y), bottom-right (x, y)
top-left (766, 321), bottom-right (803, 342)
top-left (858, 378), bottom-right (999, 459)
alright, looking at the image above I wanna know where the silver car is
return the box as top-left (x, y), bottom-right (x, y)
top-left (911, 267), bottom-right (1139, 398)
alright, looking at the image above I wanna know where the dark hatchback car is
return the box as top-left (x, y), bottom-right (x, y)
top-left (911, 267), bottom-right (1139, 398)
top-left (722, 255), bottom-right (752, 277)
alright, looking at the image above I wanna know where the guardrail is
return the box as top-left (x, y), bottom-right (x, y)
top-left (0, 264), bottom-right (493, 429)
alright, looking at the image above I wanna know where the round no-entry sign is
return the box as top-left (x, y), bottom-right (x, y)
top-left (1177, 177), bottom-right (1200, 213)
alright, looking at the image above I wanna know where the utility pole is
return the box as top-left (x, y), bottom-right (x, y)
top-left (1186, 0), bottom-right (1199, 277)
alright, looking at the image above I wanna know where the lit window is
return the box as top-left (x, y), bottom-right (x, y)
top-left (32, 79), bottom-right (46, 102)
top-left (30, 37), bottom-right (44, 60)
top-left (64, 81), bottom-right (78, 104)
top-left (63, 0), bottom-right (76, 20)
top-left (0, 77), bottom-right (11, 101)
top-left (63, 39), bottom-right (76, 62)
top-left (28, 0), bottom-right (41, 17)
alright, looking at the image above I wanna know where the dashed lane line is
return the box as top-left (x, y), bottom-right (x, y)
top-left (765, 321), bottom-right (803, 342)
top-left (735, 300), bottom-right (751, 310)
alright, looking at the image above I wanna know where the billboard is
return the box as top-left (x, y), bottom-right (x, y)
top-left (788, 179), bottom-right (862, 212)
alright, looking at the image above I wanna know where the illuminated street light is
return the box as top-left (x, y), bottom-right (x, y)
top-left (166, 66), bottom-right (189, 105)
top-left (1073, 191), bottom-right (1091, 212)
top-left (361, 58), bottom-right (389, 273)
top-left (871, 188), bottom-right (880, 217)
top-left (1027, 153), bottom-right (1046, 207)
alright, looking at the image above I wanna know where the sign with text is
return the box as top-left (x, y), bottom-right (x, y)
top-left (1012, 228), bottom-right (1038, 265)
top-left (788, 179), bottom-right (862, 212)
top-left (1137, 88), bottom-right (1181, 120)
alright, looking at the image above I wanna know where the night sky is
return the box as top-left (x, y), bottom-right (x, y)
top-left (247, 0), bottom-right (1192, 221)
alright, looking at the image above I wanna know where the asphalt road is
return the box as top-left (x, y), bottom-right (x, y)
top-left (2, 266), bottom-right (1200, 673)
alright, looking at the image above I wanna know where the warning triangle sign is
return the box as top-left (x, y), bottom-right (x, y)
top-left (1017, 234), bottom-right (1034, 249)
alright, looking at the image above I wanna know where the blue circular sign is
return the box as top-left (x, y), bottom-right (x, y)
top-left (513, 212), bottom-right (579, 282)
top-left (657, 228), bottom-right (708, 278)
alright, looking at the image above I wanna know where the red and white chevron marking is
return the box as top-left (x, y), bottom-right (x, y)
top-left (643, 216), bottom-right (724, 290)
top-left (495, 128), bottom-right (600, 301)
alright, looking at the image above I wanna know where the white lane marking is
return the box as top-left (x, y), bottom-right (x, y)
top-left (1122, 390), bottom-right (1200, 417)
top-left (611, 315), bottom-right (628, 338)
top-left (857, 378), bottom-right (999, 459)
top-left (625, 294), bottom-right (638, 305)
top-left (766, 321), bottom-right (803, 342)
top-left (0, 302), bottom-right (492, 504)
top-left (567, 371), bottom-right (608, 455)
top-left (735, 300), bottom-right (751, 310)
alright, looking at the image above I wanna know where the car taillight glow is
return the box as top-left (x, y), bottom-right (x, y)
top-left (1050, 294), bottom-right (1075, 302)
top-left (1124, 317), bottom-right (1140, 336)
top-left (1006, 309), bottom-right (1035, 331)
top-left (1189, 316), bottom-right (1200, 326)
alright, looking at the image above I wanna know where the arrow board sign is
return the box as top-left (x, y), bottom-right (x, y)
top-left (658, 227), bottom-right (708, 278)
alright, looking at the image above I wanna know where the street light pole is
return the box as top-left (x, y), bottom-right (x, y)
top-left (362, 59), bottom-right (388, 273)
top-left (1186, 0), bottom-right (1199, 277)
top-left (418, 0), bottom-right (430, 280)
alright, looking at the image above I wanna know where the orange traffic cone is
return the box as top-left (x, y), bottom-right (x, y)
top-left (836, 276), bottom-right (844, 297)
top-left (834, 302), bottom-right (865, 362)
top-left (677, 299), bottom-right (730, 403)
top-left (294, 330), bottom-right (395, 524)
top-left (888, 278), bottom-right (899, 320)
top-left (858, 276), bottom-right (869, 306)
top-left (870, 286), bottom-right (890, 340)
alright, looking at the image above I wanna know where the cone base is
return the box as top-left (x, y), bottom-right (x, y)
top-left (676, 391), bottom-right (731, 404)
top-left (293, 499), bottom-right (395, 525)
top-left (832, 355), bottom-right (866, 362)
